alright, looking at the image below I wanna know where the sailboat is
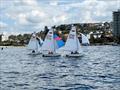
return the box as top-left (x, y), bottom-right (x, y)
top-left (81, 33), bottom-right (90, 46)
top-left (63, 25), bottom-right (82, 57)
top-left (27, 32), bottom-right (43, 55)
top-left (41, 28), bottom-right (61, 57)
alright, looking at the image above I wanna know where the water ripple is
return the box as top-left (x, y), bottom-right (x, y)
top-left (0, 46), bottom-right (120, 90)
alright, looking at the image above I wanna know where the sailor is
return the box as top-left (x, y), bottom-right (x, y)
top-left (78, 34), bottom-right (82, 43)
top-left (32, 50), bottom-right (35, 53)
top-left (1, 47), bottom-right (3, 50)
top-left (75, 51), bottom-right (78, 54)
top-left (48, 51), bottom-right (51, 54)
top-left (48, 51), bottom-right (53, 54)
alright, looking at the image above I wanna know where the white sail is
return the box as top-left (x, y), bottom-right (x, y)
top-left (81, 33), bottom-right (90, 44)
top-left (41, 29), bottom-right (58, 52)
top-left (39, 37), bottom-right (43, 45)
top-left (27, 32), bottom-right (40, 51)
top-left (77, 38), bottom-right (82, 53)
top-left (64, 26), bottom-right (81, 52)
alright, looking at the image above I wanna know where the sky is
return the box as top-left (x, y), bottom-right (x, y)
top-left (0, 0), bottom-right (120, 35)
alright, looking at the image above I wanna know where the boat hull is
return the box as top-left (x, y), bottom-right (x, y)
top-left (65, 54), bottom-right (82, 58)
top-left (42, 54), bottom-right (61, 57)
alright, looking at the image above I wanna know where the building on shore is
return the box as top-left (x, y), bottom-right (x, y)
top-left (113, 9), bottom-right (120, 43)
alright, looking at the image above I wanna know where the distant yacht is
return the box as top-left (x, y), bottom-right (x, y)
top-left (41, 28), bottom-right (61, 57)
top-left (63, 25), bottom-right (83, 57)
top-left (81, 33), bottom-right (90, 46)
top-left (27, 32), bottom-right (43, 55)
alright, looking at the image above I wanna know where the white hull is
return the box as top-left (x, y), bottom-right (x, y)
top-left (65, 53), bottom-right (82, 57)
top-left (42, 53), bottom-right (61, 57)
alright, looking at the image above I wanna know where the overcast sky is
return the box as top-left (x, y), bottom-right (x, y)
top-left (0, 0), bottom-right (120, 35)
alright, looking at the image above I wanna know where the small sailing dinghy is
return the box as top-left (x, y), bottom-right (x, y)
top-left (41, 28), bottom-right (61, 57)
top-left (27, 32), bottom-right (43, 55)
top-left (63, 25), bottom-right (83, 57)
top-left (81, 33), bottom-right (90, 46)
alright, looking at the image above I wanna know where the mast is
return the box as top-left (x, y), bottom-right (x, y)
top-left (75, 26), bottom-right (79, 52)
top-left (36, 37), bottom-right (38, 52)
top-left (53, 28), bottom-right (56, 53)
top-left (35, 33), bottom-right (39, 52)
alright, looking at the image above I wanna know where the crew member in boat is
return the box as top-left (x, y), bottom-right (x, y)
top-left (71, 51), bottom-right (79, 54)
top-left (78, 34), bottom-right (82, 43)
top-left (1, 47), bottom-right (3, 50)
top-left (48, 51), bottom-right (53, 54)
top-left (74, 51), bottom-right (79, 54)
top-left (32, 50), bottom-right (35, 53)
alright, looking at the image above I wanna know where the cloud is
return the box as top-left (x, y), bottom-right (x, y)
top-left (27, 10), bottom-right (46, 23)
top-left (18, 13), bottom-right (28, 25)
top-left (49, 0), bottom-right (58, 6)
top-left (13, 0), bottom-right (38, 6)
top-left (21, 0), bottom-right (37, 6)
top-left (0, 22), bottom-right (8, 30)
top-left (0, 0), bottom-right (119, 34)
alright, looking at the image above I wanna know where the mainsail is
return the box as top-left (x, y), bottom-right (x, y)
top-left (81, 33), bottom-right (90, 45)
top-left (27, 32), bottom-right (41, 51)
top-left (64, 26), bottom-right (81, 52)
top-left (41, 28), bottom-right (58, 52)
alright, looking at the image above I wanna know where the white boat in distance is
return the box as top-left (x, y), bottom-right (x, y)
top-left (41, 28), bottom-right (61, 57)
top-left (27, 32), bottom-right (43, 55)
top-left (63, 25), bottom-right (83, 57)
top-left (81, 33), bottom-right (90, 46)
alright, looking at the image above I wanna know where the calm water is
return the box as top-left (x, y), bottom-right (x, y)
top-left (0, 46), bottom-right (120, 90)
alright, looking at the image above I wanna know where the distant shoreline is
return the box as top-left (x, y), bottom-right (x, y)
top-left (0, 46), bottom-right (26, 47)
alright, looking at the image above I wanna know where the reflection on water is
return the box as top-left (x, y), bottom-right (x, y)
top-left (0, 46), bottom-right (120, 90)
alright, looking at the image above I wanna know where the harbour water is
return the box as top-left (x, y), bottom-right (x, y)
top-left (0, 46), bottom-right (120, 90)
